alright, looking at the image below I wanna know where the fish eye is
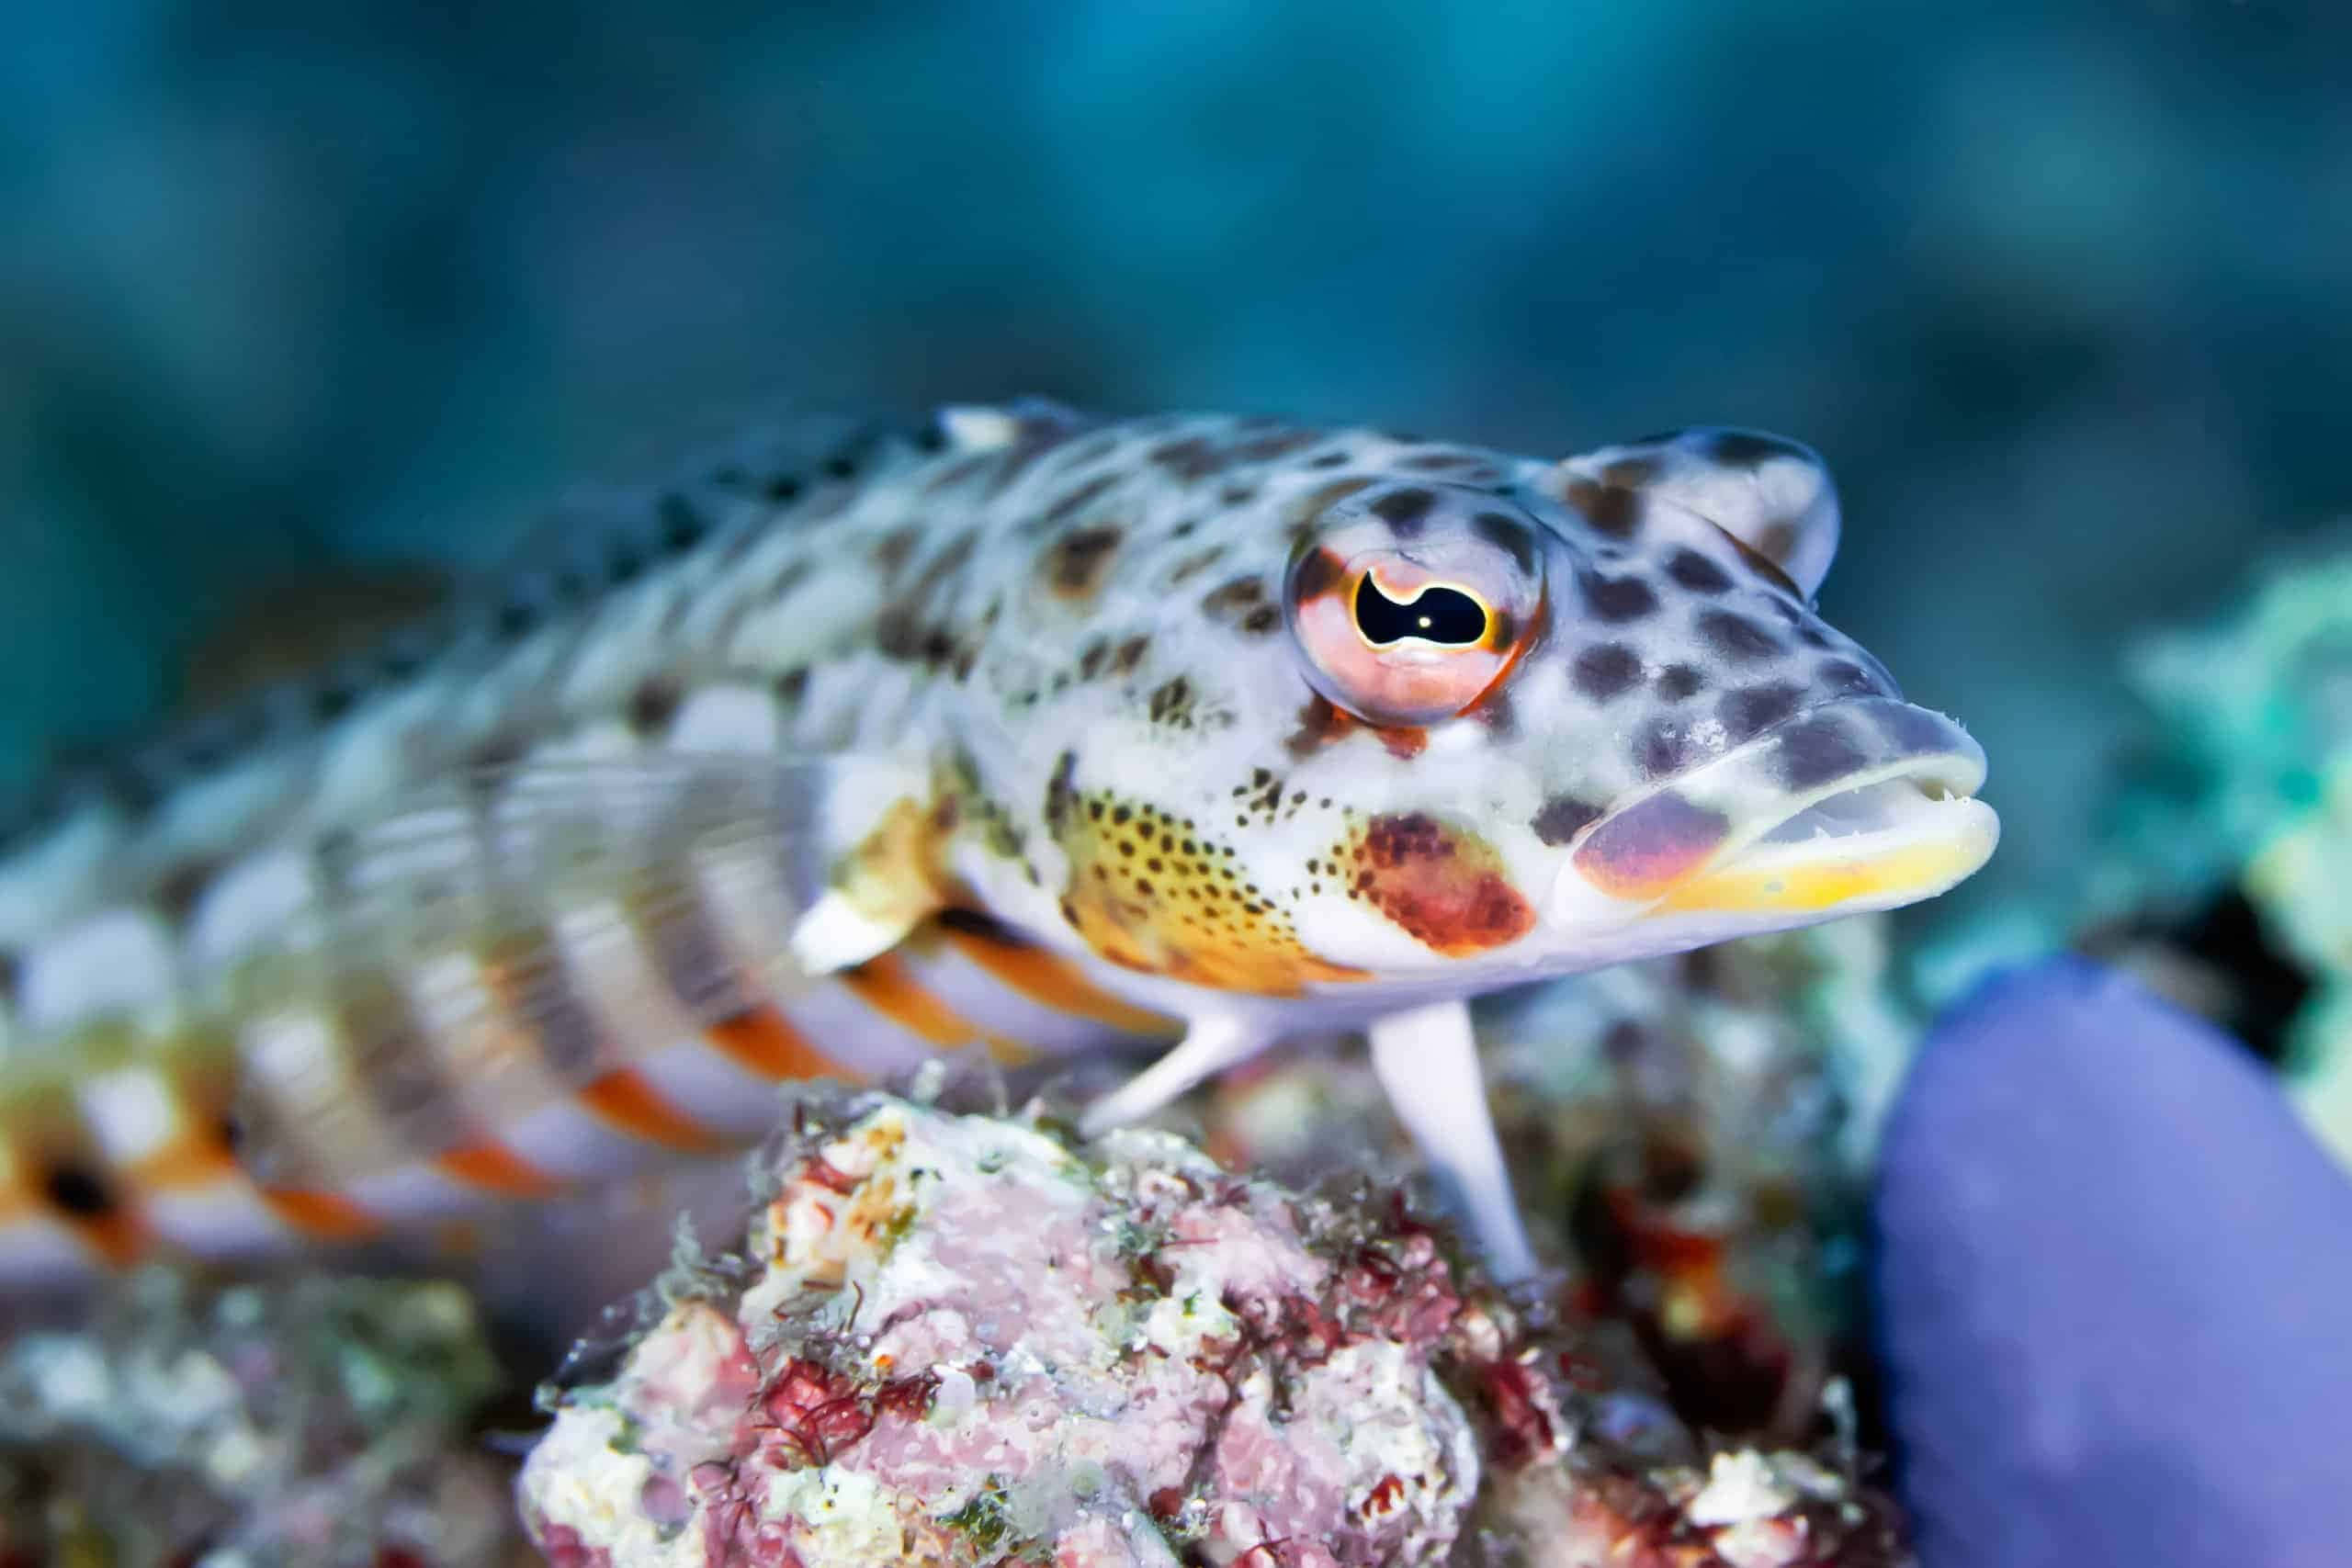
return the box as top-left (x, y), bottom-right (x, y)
top-left (1353, 574), bottom-right (1491, 647)
top-left (1285, 486), bottom-right (1544, 727)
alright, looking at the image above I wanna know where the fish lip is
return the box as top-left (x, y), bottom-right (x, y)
top-left (1555, 697), bottom-right (1997, 921)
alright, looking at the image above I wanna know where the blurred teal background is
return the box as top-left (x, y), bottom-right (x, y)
top-left (3, 0), bottom-right (2346, 914)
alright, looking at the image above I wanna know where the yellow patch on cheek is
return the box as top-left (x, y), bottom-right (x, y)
top-left (1050, 795), bottom-right (1365, 996)
top-left (1655, 837), bottom-right (1988, 914)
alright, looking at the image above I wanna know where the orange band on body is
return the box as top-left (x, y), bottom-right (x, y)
top-left (259, 1185), bottom-right (382, 1241)
top-left (936, 924), bottom-right (1183, 1037)
top-left (706, 1004), bottom-right (859, 1083)
top-left (839, 953), bottom-right (1037, 1066)
top-left (575, 1068), bottom-right (728, 1153)
top-left (434, 1140), bottom-right (564, 1197)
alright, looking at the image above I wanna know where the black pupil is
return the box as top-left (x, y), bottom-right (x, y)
top-left (1353, 575), bottom-right (1487, 646)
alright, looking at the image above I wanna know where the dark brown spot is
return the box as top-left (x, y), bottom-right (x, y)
top-left (492, 599), bottom-right (541, 640)
top-left (1532, 795), bottom-right (1603, 846)
top-left (1113, 635), bottom-right (1150, 672)
top-left (1773, 715), bottom-right (1868, 789)
top-left (870, 525), bottom-right (922, 577)
top-left (1169, 544), bottom-right (1228, 586)
top-left (1580, 573), bottom-right (1659, 623)
top-left (1044, 474), bottom-right (1120, 525)
top-left (874, 605), bottom-right (926, 660)
top-left (775, 667), bottom-right (809, 705)
top-left (1148, 436), bottom-right (1230, 481)
top-left (466, 731), bottom-right (528, 774)
top-left (1148, 676), bottom-right (1193, 724)
top-left (1471, 511), bottom-right (1539, 575)
top-left (312, 681), bottom-right (358, 721)
top-left (1717, 682), bottom-right (1804, 743)
top-left (1201, 576), bottom-right (1267, 619)
top-left (1046, 525), bottom-right (1124, 598)
top-left (1871, 703), bottom-right (1958, 758)
top-left (1600, 454), bottom-right (1663, 488)
top-left (1634, 716), bottom-right (1692, 778)
top-left (767, 558), bottom-right (813, 600)
top-left (1707, 431), bottom-right (1798, 468)
top-left (1488, 608), bottom-right (1518, 649)
top-left (628, 676), bottom-right (685, 736)
top-left (1815, 659), bottom-right (1885, 697)
top-left (1565, 479), bottom-right (1644, 538)
top-left (43, 1162), bottom-right (116, 1218)
top-left (1665, 549), bottom-right (1735, 594)
top-left (1044, 750), bottom-right (1078, 830)
top-left (1471, 686), bottom-right (1515, 735)
top-left (153, 859), bottom-right (217, 926)
top-left (1233, 430), bottom-right (1317, 463)
top-left (924, 453), bottom-right (993, 493)
top-left (1078, 640), bottom-right (1108, 679)
top-left (1696, 610), bottom-right (1783, 663)
top-left (1656, 664), bottom-right (1705, 702)
top-left (1572, 643), bottom-right (1643, 701)
top-left (1240, 605), bottom-right (1282, 636)
top-left (657, 491), bottom-right (707, 553)
top-left (1368, 488), bottom-right (1438, 535)
top-left (1398, 450), bottom-right (1485, 471)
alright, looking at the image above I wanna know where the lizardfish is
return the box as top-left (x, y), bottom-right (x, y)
top-left (0, 403), bottom-right (1996, 1283)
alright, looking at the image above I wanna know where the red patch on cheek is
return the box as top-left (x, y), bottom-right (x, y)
top-left (1571, 790), bottom-right (1730, 898)
top-left (1343, 812), bottom-right (1535, 955)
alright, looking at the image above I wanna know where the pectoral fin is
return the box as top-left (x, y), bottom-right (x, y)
top-left (1078, 1014), bottom-right (1274, 1135)
top-left (1368, 997), bottom-right (1536, 1281)
top-left (785, 760), bottom-right (955, 976)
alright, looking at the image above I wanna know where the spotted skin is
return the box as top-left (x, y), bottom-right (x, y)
top-left (0, 403), bottom-right (1995, 1280)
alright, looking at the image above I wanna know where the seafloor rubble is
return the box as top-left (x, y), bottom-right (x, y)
top-left (518, 1085), bottom-right (1905, 1567)
top-left (0, 915), bottom-right (1925, 1565)
top-left (1205, 919), bottom-right (1905, 1448)
top-left (0, 1269), bottom-right (526, 1566)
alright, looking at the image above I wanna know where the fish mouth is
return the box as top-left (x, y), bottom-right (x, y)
top-left (1556, 698), bottom-right (1999, 923)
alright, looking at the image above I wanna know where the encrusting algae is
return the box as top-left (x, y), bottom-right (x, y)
top-left (518, 1082), bottom-right (1905, 1567)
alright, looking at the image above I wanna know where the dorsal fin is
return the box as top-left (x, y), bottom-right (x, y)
top-left (179, 563), bottom-right (458, 712)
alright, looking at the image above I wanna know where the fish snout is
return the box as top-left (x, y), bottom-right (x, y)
top-left (1554, 697), bottom-right (1998, 920)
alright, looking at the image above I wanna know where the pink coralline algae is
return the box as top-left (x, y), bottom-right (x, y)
top-left (517, 1088), bottom-right (1905, 1568)
top-left (520, 1089), bottom-right (1487, 1567)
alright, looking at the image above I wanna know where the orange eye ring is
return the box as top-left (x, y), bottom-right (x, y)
top-left (1284, 490), bottom-right (1546, 727)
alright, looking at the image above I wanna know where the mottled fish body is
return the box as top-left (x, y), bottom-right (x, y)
top-left (0, 402), bottom-right (1996, 1281)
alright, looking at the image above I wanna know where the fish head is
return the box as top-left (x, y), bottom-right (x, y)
top-left (1248, 425), bottom-right (1998, 987)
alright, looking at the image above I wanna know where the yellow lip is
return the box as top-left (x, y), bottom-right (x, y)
top-left (1654, 794), bottom-right (1999, 916)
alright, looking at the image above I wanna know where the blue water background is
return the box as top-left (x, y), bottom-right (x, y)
top-left (3, 0), bottom-right (2346, 911)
